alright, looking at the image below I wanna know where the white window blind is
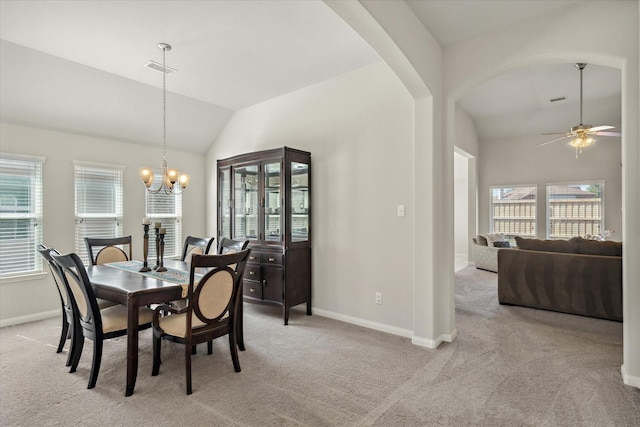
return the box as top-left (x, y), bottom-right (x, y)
top-left (74, 162), bottom-right (124, 264)
top-left (145, 171), bottom-right (182, 259)
top-left (0, 153), bottom-right (45, 278)
top-left (547, 182), bottom-right (604, 239)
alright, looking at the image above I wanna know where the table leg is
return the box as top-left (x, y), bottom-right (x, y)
top-left (125, 298), bottom-right (139, 396)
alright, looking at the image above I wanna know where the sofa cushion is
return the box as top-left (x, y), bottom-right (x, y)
top-left (569, 236), bottom-right (622, 256)
top-left (476, 234), bottom-right (488, 246)
top-left (514, 236), bottom-right (576, 253)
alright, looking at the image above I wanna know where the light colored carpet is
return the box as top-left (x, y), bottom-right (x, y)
top-left (1, 267), bottom-right (639, 426)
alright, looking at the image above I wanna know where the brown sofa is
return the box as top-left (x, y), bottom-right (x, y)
top-left (497, 236), bottom-right (622, 321)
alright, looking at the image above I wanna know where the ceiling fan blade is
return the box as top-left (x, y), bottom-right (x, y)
top-left (588, 125), bottom-right (614, 132)
top-left (537, 135), bottom-right (570, 147)
top-left (542, 132), bottom-right (571, 136)
top-left (595, 131), bottom-right (622, 137)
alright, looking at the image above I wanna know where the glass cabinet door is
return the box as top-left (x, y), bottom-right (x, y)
top-left (233, 164), bottom-right (258, 240)
top-left (263, 161), bottom-right (282, 242)
top-left (290, 161), bottom-right (309, 242)
top-left (219, 168), bottom-right (231, 240)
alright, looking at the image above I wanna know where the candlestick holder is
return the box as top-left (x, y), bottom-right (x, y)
top-left (139, 223), bottom-right (152, 272)
top-left (153, 226), bottom-right (160, 270)
top-left (156, 232), bottom-right (167, 272)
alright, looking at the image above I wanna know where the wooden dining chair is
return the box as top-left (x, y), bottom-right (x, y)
top-left (217, 237), bottom-right (250, 350)
top-left (217, 237), bottom-right (250, 254)
top-left (37, 245), bottom-right (79, 367)
top-left (51, 251), bottom-right (154, 389)
top-left (151, 250), bottom-right (250, 395)
top-left (181, 236), bottom-right (215, 262)
top-left (85, 236), bottom-right (132, 265)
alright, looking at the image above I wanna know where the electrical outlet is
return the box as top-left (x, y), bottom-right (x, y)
top-left (397, 204), bottom-right (405, 217)
top-left (375, 292), bottom-right (383, 305)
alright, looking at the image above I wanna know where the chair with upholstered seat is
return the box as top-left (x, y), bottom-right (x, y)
top-left (151, 250), bottom-right (250, 395)
top-left (217, 237), bottom-right (249, 255)
top-left (217, 237), bottom-right (250, 350)
top-left (181, 236), bottom-right (215, 262)
top-left (85, 236), bottom-right (132, 265)
top-left (37, 245), bottom-right (79, 367)
top-left (51, 251), bottom-right (154, 389)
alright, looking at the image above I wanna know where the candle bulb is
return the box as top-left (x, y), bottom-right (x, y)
top-left (159, 227), bottom-right (166, 234)
top-left (143, 217), bottom-right (151, 225)
top-left (154, 222), bottom-right (162, 229)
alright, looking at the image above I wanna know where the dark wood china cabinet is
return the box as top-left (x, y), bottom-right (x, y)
top-left (217, 147), bottom-right (311, 324)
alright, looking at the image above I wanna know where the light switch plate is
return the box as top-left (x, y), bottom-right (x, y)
top-left (397, 204), bottom-right (405, 217)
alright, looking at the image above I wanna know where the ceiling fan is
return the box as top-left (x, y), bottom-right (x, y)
top-left (537, 63), bottom-right (621, 158)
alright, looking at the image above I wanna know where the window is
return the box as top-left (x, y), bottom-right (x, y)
top-left (490, 185), bottom-right (537, 244)
top-left (547, 182), bottom-right (604, 239)
top-left (0, 153), bottom-right (45, 278)
top-left (74, 161), bottom-right (124, 264)
top-left (145, 171), bottom-right (182, 259)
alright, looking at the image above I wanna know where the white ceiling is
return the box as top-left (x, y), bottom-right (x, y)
top-left (0, 0), bottom-right (622, 153)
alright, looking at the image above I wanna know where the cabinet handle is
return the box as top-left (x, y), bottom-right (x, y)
top-left (250, 256), bottom-right (257, 260)
top-left (268, 257), bottom-right (275, 262)
top-left (249, 271), bottom-right (255, 275)
top-left (249, 287), bottom-right (256, 293)
top-left (263, 279), bottom-right (267, 287)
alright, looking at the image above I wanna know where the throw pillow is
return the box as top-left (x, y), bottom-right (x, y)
top-left (484, 233), bottom-right (505, 246)
top-left (476, 234), bottom-right (488, 246)
top-left (492, 241), bottom-right (511, 248)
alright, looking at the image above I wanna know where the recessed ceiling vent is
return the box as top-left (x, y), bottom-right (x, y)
top-left (550, 96), bottom-right (566, 103)
top-left (145, 60), bottom-right (176, 74)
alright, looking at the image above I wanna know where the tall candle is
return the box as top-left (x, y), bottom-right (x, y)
top-left (143, 217), bottom-right (151, 225)
top-left (154, 222), bottom-right (162, 229)
top-left (159, 227), bottom-right (166, 234)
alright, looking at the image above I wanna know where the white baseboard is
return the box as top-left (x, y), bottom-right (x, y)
top-left (621, 364), bottom-right (640, 389)
top-left (312, 307), bottom-right (413, 339)
top-left (311, 307), bottom-right (457, 349)
top-left (0, 309), bottom-right (59, 328)
top-left (412, 328), bottom-right (457, 349)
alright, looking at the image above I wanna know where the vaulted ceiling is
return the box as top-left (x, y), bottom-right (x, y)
top-left (0, 0), bottom-right (621, 153)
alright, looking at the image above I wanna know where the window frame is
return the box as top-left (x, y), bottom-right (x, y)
top-left (546, 180), bottom-right (605, 239)
top-left (0, 152), bottom-right (46, 280)
top-left (489, 184), bottom-right (537, 245)
top-left (74, 161), bottom-right (125, 265)
top-left (144, 170), bottom-right (183, 259)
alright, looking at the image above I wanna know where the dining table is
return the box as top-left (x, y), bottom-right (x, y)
top-left (86, 259), bottom-right (217, 396)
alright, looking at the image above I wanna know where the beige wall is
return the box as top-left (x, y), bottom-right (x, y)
top-left (478, 132), bottom-right (622, 240)
top-left (0, 123), bottom-right (207, 325)
top-left (207, 62), bottom-right (417, 334)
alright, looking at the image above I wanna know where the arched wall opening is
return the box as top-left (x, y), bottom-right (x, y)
top-left (446, 53), bottom-right (637, 389)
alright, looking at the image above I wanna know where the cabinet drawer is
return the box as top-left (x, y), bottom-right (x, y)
top-left (262, 253), bottom-right (283, 265)
top-left (243, 280), bottom-right (261, 299)
top-left (244, 265), bottom-right (261, 281)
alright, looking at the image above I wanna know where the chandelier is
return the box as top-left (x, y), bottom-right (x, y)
top-left (139, 43), bottom-right (189, 194)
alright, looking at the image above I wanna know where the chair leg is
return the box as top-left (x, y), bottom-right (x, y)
top-left (185, 343), bottom-right (193, 395)
top-left (57, 316), bottom-right (68, 353)
top-left (192, 345), bottom-right (197, 355)
top-left (207, 340), bottom-right (212, 355)
top-left (87, 339), bottom-right (103, 389)
top-left (69, 332), bottom-right (84, 373)
top-left (152, 333), bottom-right (162, 376)
top-left (65, 321), bottom-right (76, 367)
top-left (228, 331), bottom-right (241, 373)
